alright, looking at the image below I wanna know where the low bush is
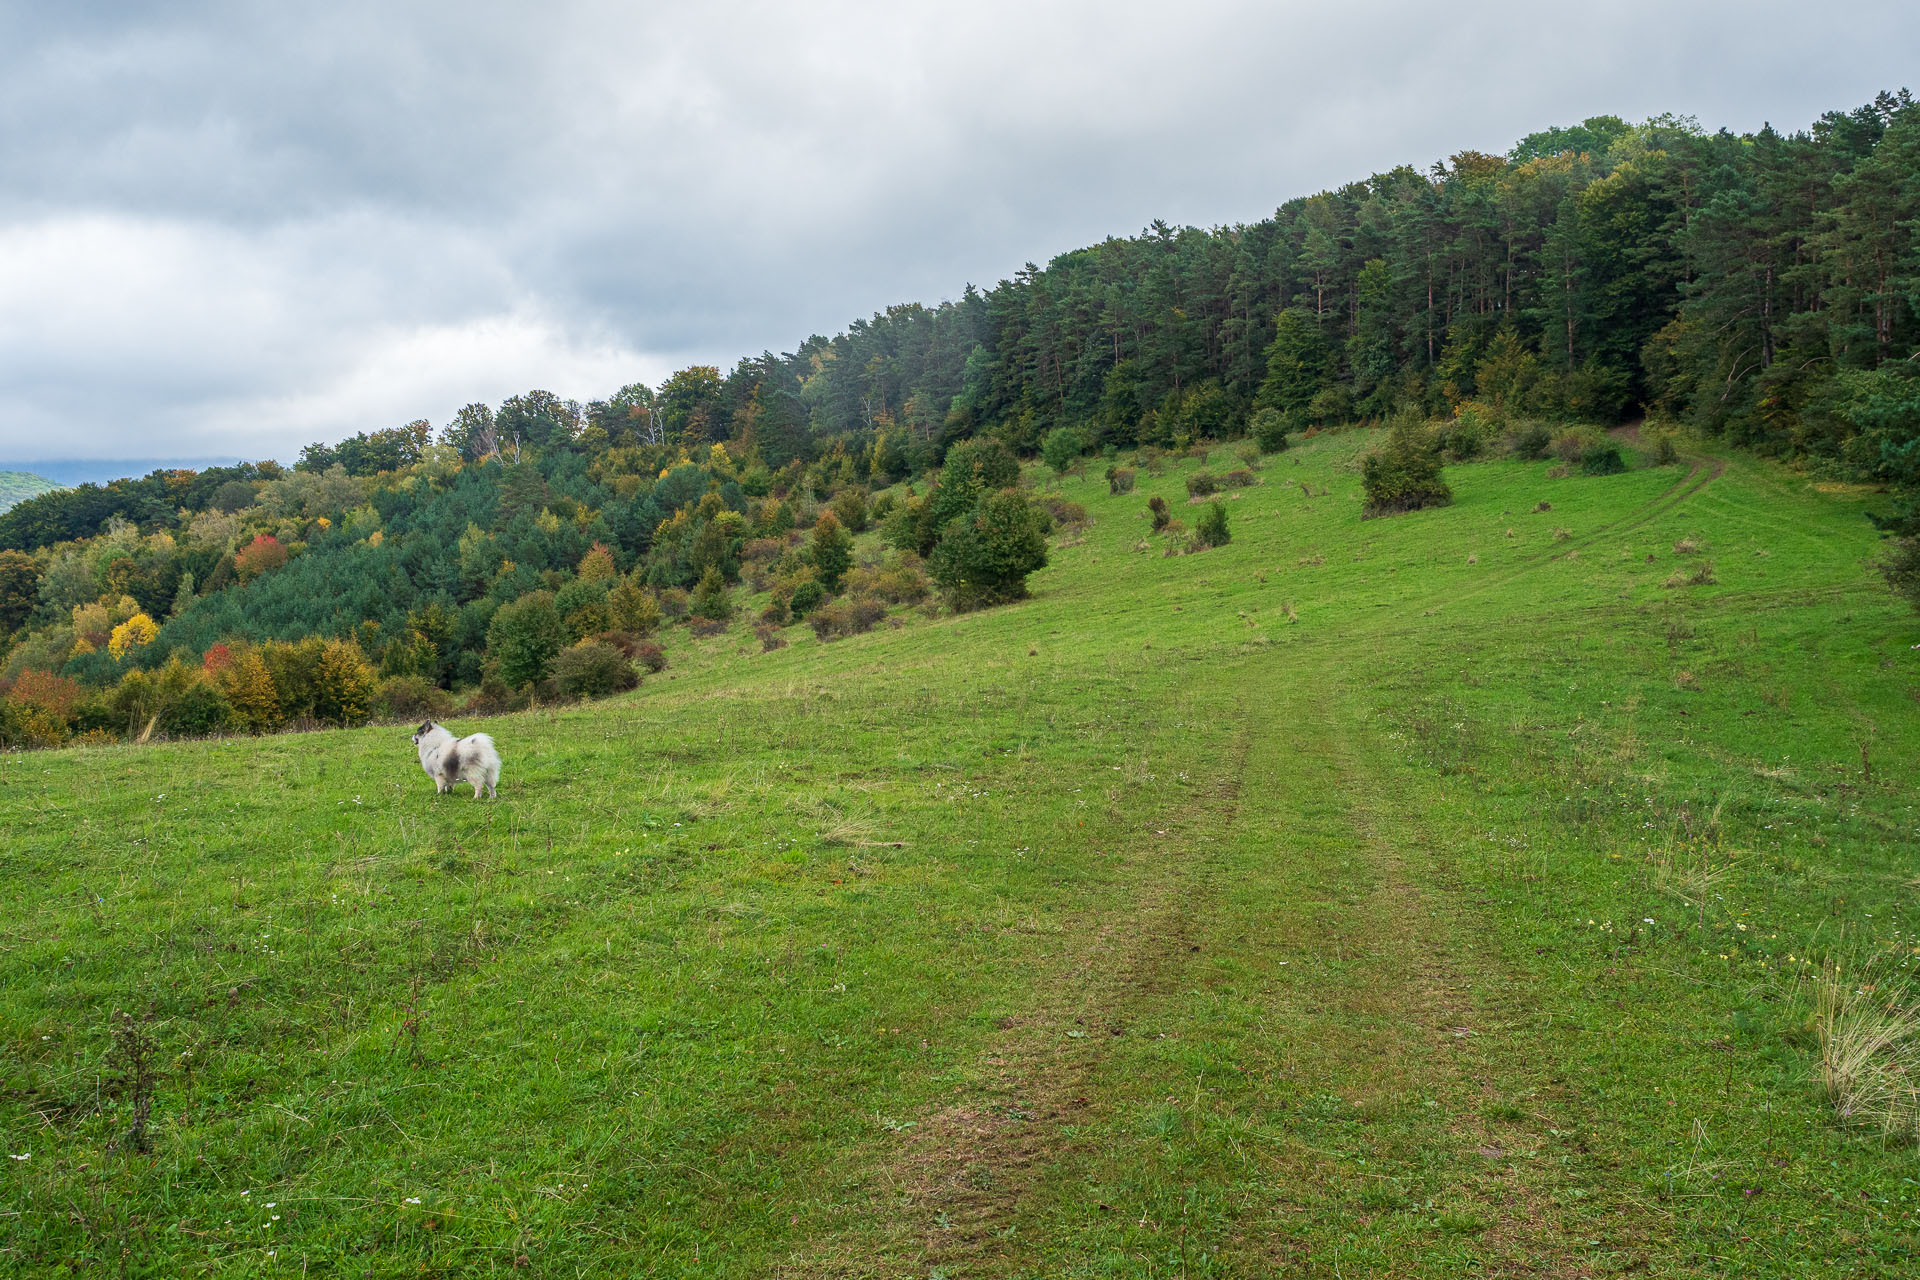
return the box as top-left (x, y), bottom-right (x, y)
top-left (1186, 472), bottom-right (1221, 497)
top-left (843, 557), bottom-right (931, 605)
top-left (1250, 407), bottom-right (1289, 453)
top-left (789, 579), bottom-right (827, 617)
top-left (755, 623), bottom-right (788, 652)
top-left (632, 640), bottom-right (668, 673)
top-left (1194, 501), bottom-right (1232, 548)
top-left (1041, 496), bottom-right (1087, 528)
top-left (1106, 466), bottom-right (1136, 495)
top-left (1551, 427), bottom-right (1600, 464)
top-left (376, 674), bottom-right (452, 721)
top-left (808, 597), bottom-right (888, 640)
top-left (554, 639), bottom-right (639, 699)
top-left (1148, 496), bottom-right (1171, 532)
top-left (1361, 418), bottom-right (1452, 519)
top-left (1219, 468), bottom-right (1255, 488)
top-left (1509, 421), bottom-right (1553, 460)
top-left (1581, 443), bottom-right (1627, 475)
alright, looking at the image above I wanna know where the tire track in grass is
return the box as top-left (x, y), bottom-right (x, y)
top-left (782, 694), bottom-right (1259, 1277)
top-left (995, 669), bottom-right (1622, 1276)
top-left (1429, 454), bottom-right (1727, 621)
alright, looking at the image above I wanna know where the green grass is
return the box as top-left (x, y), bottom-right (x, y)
top-left (0, 472), bottom-right (61, 515)
top-left (6, 431), bottom-right (1920, 1276)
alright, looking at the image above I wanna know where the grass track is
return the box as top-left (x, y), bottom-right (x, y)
top-left (5, 433), bottom-right (1920, 1276)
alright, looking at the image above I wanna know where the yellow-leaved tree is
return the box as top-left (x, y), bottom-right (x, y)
top-left (108, 612), bottom-right (158, 660)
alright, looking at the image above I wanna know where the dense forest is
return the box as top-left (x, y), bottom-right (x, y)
top-left (0, 92), bottom-right (1915, 747)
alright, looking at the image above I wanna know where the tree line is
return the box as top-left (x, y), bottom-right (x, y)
top-left (1, 91), bottom-right (1917, 745)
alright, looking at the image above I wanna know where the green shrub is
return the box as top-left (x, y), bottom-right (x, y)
top-left (928, 490), bottom-right (1049, 611)
top-left (608, 579), bottom-right (660, 635)
top-left (1041, 425), bottom-right (1088, 477)
top-left (789, 578), bottom-right (826, 617)
top-left (830, 487), bottom-right (869, 533)
top-left (1148, 495), bottom-right (1171, 532)
top-left (486, 591), bottom-right (568, 689)
top-left (809, 511), bottom-right (854, 592)
top-left (1361, 419), bottom-right (1453, 519)
top-left (1106, 466), bottom-right (1136, 495)
top-left (109, 656), bottom-right (242, 739)
top-left (1509, 421), bottom-right (1552, 460)
top-left (1186, 472), bottom-right (1221, 497)
top-left (554, 639), bottom-right (640, 699)
top-left (1195, 501), bottom-right (1231, 548)
top-left (1307, 385), bottom-right (1352, 426)
top-left (633, 640), bottom-right (668, 673)
top-left (1581, 443), bottom-right (1627, 476)
top-left (377, 674), bottom-right (452, 721)
top-left (691, 566), bottom-right (733, 621)
top-left (1250, 407), bottom-right (1289, 454)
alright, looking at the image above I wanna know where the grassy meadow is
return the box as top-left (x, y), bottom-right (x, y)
top-left (4, 429), bottom-right (1919, 1276)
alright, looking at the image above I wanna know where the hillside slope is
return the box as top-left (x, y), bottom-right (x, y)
top-left (4, 434), bottom-right (1918, 1275)
top-left (0, 470), bottom-right (60, 513)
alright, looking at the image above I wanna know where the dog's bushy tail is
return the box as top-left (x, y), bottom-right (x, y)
top-left (463, 733), bottom-right (501, 790)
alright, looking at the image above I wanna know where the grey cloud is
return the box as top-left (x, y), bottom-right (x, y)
top-left (1, 1), bottom-right (1915, 466)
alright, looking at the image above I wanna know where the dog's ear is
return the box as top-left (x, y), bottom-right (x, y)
top-left (417, 720), bottom-right (434, 736)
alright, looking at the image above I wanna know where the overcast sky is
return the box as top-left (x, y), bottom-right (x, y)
top-left (1, 1), bottom-right (1914, 478)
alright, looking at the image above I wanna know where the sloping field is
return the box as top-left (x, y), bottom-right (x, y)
top-left (4, 433), bottom-right (1918, 1276)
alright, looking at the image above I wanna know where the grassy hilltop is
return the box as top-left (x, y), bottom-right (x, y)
top-left (4, 430), bottom-right (1919, 1276)
top-left (0, 472), bottom-right (60, 515)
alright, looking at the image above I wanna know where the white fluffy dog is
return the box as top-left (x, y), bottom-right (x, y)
top-left (412, 721), bottom-right (501, 800)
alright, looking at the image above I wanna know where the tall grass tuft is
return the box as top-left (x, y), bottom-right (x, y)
top-left (1813, 962), bottom-right (1920, 1143)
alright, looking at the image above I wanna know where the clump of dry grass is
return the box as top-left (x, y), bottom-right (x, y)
top-left (1674, 536), bottom-right (1707, 556)
top-left (1648, 842), bottom-right (1729, 908)
top-left (1813, 962), bottom-right (1920, 1143)
top-left (1553, 527), bottom-right (1572, 541)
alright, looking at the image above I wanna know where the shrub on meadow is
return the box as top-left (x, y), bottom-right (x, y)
top-left (808, 597), bottom-right (888, 641)
top-left (1250, 407), bottom-right (1289, 454)
top-left (789, 578), bottom-right (827, 618)
top-left (1195, 501), bottom-right (1232, 548)
top-left (1107, 466), bottom-right (1136, 495)
top-left (554, 639), bottom-right (640, 699)
top-left (376, 674), bottom-right (453, 721)
top-left (633, 640), bottom-right (669, 673)
top-left (928, 489), bottom-right (1049, 611)
top-left (486, 591), bottom-right (568, 690)
top-left (608, 578), bottom-right (660, 635)
top-left (1361, 417), bottom-right (1452, 519)
top-left (1581, 443), bottom-right (1627, 476)
top-left (1148, 495), bottom-right (1171, 531)
top-left (1509, 421), bottom-right (1553, 460)
top-left (1186, 472), bottom-right (1221, 497)
top-left (809, 511), bottom-right (854, 592)
top-left (691, 566), bottom-right (733, 621)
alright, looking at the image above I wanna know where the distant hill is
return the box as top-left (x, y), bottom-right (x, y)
top-left (0, 470), bottom-right (62, 513)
